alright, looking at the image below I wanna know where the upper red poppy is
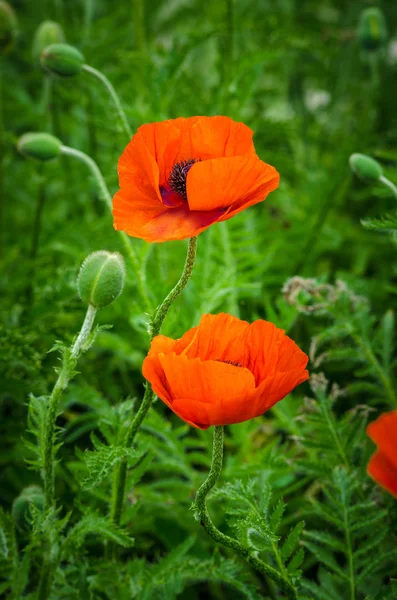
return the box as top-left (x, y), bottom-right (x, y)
top-left (112, 116), bottom-right (280, 242)
top-left (142, 313), bottom-right (309, 429)
top-left (367, 410), bottom-right (397, 498)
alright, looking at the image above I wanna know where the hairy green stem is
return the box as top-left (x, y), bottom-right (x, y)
top-left (150, 236), bottom-right (198, 338)
top-left (82, 64), bottom-right (132, 139)
top-left (379, 175), bottom-right (397, 201)
top-left (111, 236), bottom-right (198, 525)
top-left (59, 145), bottom-right (151, 312)
top-left (43, 304), bottom-right (97, 509)
top-left (194, 426), bottom-right (297, 600)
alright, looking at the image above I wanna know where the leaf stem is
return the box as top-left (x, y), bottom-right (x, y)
top-left (352, 333), bottom-right (397, 408)
top-left (194, 426), bottom-right (297, 600)
top-left (82, 64), bottom-right (132, 139)
top-left (110, 236), bottom-right (198, 525)
top-left (59, 145), bottom-right (151, 312)
top-left (43, 304), bottom-right (97, 509)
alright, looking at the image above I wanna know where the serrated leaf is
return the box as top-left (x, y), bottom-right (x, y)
top-left (281, 521), bottom-right (304, 561)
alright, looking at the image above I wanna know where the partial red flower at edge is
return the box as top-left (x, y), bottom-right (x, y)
top-left (142, 313), bottom-right (309, 429)
top-left (367, 410), bottom-right (397, 499)
top-left (112, 116), bottom-right (280, 243)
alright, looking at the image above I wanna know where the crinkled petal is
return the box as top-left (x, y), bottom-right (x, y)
top-left (368, 450), bottom-right (397, 499)
top-left (367, 410), bottom-right (397, 470)
top-left (186, 155), bottom-right (279, 212)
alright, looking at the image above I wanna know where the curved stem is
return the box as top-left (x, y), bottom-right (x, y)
top-left (82, 64), bottom-right (132, 139)
top-left (59, 145), bottom-right (151, 312)
top-left (194, 426), bottom-right (297, 600)
top-left (111, 237), bottom-right (198, 525)
top-left (379, 175), bottom-right (397, 201)
top-left (150, 236), bottom-right (198, 338)
top-left (43, 304), bottom-right (97, 509)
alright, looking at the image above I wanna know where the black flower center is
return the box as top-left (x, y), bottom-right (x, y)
top-left (168, 159), bottom-right (198, 201)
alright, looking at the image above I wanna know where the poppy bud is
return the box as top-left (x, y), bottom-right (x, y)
top-left (349, 153), bottom-right (383, 182)
top-left (12, 485), bottom-right (45, 530)
top-left (357, 7), bottom-right (387, 52)
top-left (32, 21), bottom-right (65, 67)
top-left (18, 132), bottom-right (62, 161)
top-left (77, 251), bottom-right (125, 309)
top-left (40, 43), bottom-right (84, 77)
top-left (0, 1), bottom-right (17, 54)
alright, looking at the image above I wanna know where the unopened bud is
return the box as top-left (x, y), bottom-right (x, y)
top-left (358, 7), bottom-right (387, 52)
top-left (40, 43), bottom-right (84, 77)
top-left (12, 485), bottom-right (45, 530)
top-left (349, 153), bottom-right (383, 182)
top-left (18, 132), bottom-right (62, 161)
top-left (32, 21), bottom-right (65, 67)
top-left (78, 251), bottom-right (125, 309)
top-left (0, 1), bottom-right (17, 54)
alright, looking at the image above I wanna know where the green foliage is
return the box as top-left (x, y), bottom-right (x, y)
top-left (2, 0), bottom-right (397, 598)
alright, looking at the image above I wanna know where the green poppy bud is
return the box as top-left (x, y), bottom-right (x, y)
top-left (12, 485), bottom-right (45, 531)
top-left (40, 43), bottom-right (84, 77)
top-left (358, 7), bottom-right (387, 52)
top-left (18, 132), bottom-right (62, 161)
top-left (349, 153), bottom-right (383, 182)
top-left (77, 251), bottom-right (125, 309)
top-left (0, 1), bottom-right (17, 54)
top-left (32, 21), bottom-right (65, 67)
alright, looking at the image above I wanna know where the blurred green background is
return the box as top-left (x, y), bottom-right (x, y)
top-left (1, 2), bottom-right (397, 597)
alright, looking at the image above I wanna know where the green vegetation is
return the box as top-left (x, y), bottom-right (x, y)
top-left (1, 1), bottom-right (397, 598)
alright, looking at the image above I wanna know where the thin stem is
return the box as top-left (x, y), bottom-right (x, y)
top-left (379, 175), bottom-right (397, 201)
top-left (194, 426), bottom-right (297, 599)
top-left (43, 304), bottom-right (97, 509)
top-left (343, 502), bottom-right (355, 600)
top-left (82, 64), bottom-right (132, 139)
top-left (30, 173), bottom-right (46, 259)
top-left (150, 236), bottom-right (198, 338)
top-left (59, 145), bottom-right (151, 312)
top-left (111, 237), bottom-right (198, 525)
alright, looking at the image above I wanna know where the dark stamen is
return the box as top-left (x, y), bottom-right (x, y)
top-left (217, 359), bottom-right (242, 367)
top-left (168, 159), bottom-right (198, 201)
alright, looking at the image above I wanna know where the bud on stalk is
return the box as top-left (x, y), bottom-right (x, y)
top-left (40, 43), bottom-right (84, 77)
top-left (78, 251), bottom-right (126, 309)
top-left (18, 132), bottom-right (62, 161)
top-left (349, 153), bottom-right (383, 182)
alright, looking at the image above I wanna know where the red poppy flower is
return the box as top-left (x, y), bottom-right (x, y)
top-left (367, 410), bottom-right (397, 498)
top-left (142, 313), bottom-right (309, 429)
top-left (112, 116), bottom-right (279, 243)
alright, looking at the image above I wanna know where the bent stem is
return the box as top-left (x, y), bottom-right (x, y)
top-left (110, 236), bottom-right (198, 526)
top-left (59, 145), bottom-right (151, 312)
top-left (43, 304), bottom-right (97, 509)
top-left (379, 175), bottom-right (397, 201)
top-left (194, 426), bottom-right (297, 600)
top-left (82, 64), bottom-right (132, 139)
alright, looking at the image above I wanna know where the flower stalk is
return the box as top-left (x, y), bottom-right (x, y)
top-left (43, 304), bottom-right (97, 509)
top-left (194, 426), bottom-right (297, 600)
top-left (59, 145), bottom-right (151, 312)
top-left (110, 236), bottom-right (198, 525)
top-left (82, 64), bottom-right (132, 139)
